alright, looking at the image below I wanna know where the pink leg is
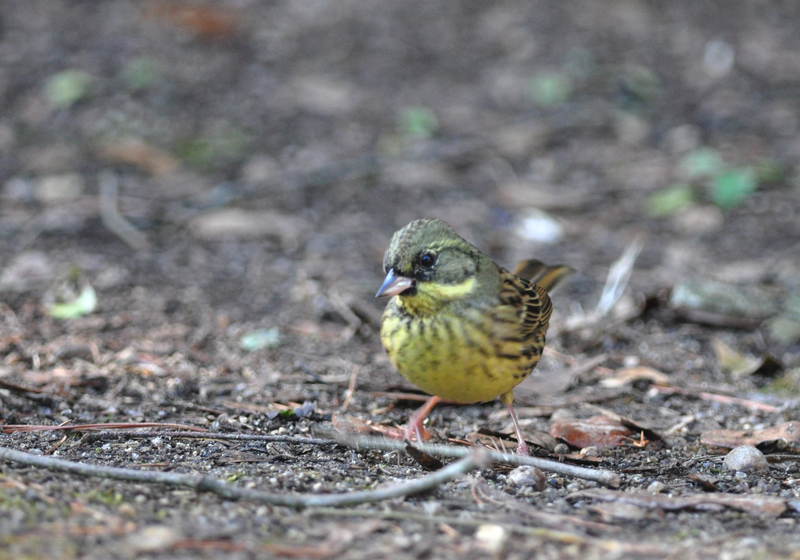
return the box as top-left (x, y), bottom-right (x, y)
top-left (501, 391), bottom-right (529, 455)
top-left (404, 396), bottom-right (441, 442)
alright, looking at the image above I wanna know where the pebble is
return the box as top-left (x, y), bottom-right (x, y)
top-left (128, 526), bottom-right (179, 552)
top-left (34, 172), bottom-right (84, 204)
top-left (553, 443), bottom-right (570, 454)
top-left (475, 524), bottom-right (507, 555)
top-left (506, 466), bottom-right (546, 490)
top-left (647, 480), bottom-right (666, 494)
top-left (580, 446), bottom-right (599, 457)
top-left (723, 445), bottom-right (769, 474)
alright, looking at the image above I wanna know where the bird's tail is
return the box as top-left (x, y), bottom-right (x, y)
top-left (512, 259), bottom-right (575, 292)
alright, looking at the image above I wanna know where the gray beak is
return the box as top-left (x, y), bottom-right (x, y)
top-left (375, 269), bottom-right (415, 297)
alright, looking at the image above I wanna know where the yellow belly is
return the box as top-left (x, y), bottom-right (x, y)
top-left (380, 304), bottom-right (537, 403)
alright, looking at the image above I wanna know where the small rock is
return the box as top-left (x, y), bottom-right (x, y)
top-left (580, 446), bottom-right (599, 457)
top-left (34, 172), bottom-right (84, 204)
top-left (787, 500), bottom-right (800, 513)
top-left (475, 524), bottom-right (506, 555)
top-left (553, 443), bottom-right (570, 454)
top-left (127, 526), bottom-right (179, 553)
top-left (647, 480), bottom-right (667, 494)
top-left (723, 445), bottom-right (769, 474)
top-left (506, 466), bottom-right (546, 490)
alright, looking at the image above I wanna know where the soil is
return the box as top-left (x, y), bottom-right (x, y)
top-left (1, 1), bottom-right (800, 558)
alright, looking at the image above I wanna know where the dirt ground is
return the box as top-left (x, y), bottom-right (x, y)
top-left (2, 1), bottom-right (800, 558)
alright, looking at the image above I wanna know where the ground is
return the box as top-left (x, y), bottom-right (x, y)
top-left (1, 1), bottom-right (800, 558)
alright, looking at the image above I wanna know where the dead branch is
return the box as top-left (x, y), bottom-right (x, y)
top-left (322, 430), bottom-right (621, 487)
top-left (0, 445), bottom-right (490, 508)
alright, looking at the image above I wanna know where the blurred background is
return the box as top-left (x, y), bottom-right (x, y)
top-left (1, 0), bottom-right (799, 398)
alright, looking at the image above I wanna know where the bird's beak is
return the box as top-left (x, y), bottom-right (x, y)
top-left (375, 269), bottom-right (415, 298)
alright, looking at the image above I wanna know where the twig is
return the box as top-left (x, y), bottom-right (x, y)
top-left (115, 431), bottom-right (337, 446)
top-left (2, 422), bottom-right (209, 434)
top-left (663, 415), bottom-right (696, 436)
top-left (596, 236), bottom-right (643, 315)
top-left (98, 169), bottom-right (151, 253)
top-left (322, 430), bottom-right (620, 487)
top-left (341, 366), bottom-right (360, 411)
top-left (0, 446), bottom-right (490, 508)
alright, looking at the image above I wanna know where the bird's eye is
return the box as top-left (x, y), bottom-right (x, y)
top-left (419, 252), bottom-right (436, 268)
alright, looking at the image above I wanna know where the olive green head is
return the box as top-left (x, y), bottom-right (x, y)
top-left (376, 219), bottom-right (496, 301)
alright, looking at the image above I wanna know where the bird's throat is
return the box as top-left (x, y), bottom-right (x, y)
top-left (397, 277), bottom-right (476, 316)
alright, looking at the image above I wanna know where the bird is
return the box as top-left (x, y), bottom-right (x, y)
top-left (375, 218), bottom-right (572, 455)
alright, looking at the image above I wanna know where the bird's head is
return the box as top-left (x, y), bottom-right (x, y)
top-left (376, 219), bottom-right (494, 312)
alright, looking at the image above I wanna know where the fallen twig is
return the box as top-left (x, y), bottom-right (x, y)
top-left (2, 422), bottom-right (209, 434)
top-left (322, 430), bottom-right (621, 487)
top-left (0, 446), bottom-right (490, 508)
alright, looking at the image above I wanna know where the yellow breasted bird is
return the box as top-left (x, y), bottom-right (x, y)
top-left (376, 219), bottom-right (572, 455)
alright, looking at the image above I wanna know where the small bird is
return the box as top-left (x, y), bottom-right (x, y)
top-left (376, 219), bottom-right (572, 455)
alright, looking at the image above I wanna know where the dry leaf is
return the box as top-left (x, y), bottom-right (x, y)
top-left (550, 415), bottom-right (632, 450)
top-left (700, 422), bottom-right (800, 450)
top-left (600, 366), bottom-right (670, 387)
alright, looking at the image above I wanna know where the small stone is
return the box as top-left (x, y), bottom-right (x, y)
top-left (506, 466), bottom-right (546, 490)
top-left (553, 443), bottom-right (570, 454)
top-left (723, 446), bottom-right (769, 474)
top-left (34, 172), bottom-right (84, 204)
top-left (475, 524), bottom-right (507, 555)
top-left (127, 526), bottom-right (179, 552)
top-left (580, 446), bottom-right (599, 457)
top-left (646, 480), bottom-right (666, 494)
top-left (787, 500), bottom-right (800, 513)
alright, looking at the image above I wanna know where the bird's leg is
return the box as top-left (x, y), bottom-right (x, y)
top-left (404, 396), bottom-right (441, 442)
top-left (500, 390), bottom-right (529, 455)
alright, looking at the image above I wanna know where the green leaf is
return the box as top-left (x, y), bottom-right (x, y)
top-left (239, 327), bottom-right (280, 351)
top-left (45, 70), bottom-right (93, 109)
top-left (49, 285), bottom-right (97, 319)
top-left (647, 183), bottom-right (695, 217)
top-left (680, 148), bottom-right (724, 179)
top-left (527, 72), bottom-right (572, 107)
top-left (711, 167), bottom-right (757, 209)
top-left (398, 107), bottom-right (438, 139)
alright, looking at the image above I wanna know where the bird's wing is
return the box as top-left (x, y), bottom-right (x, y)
top-left (497, 270), bottom-right (553, 341)
top-left (512, 259), bottom-right (575, 293)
